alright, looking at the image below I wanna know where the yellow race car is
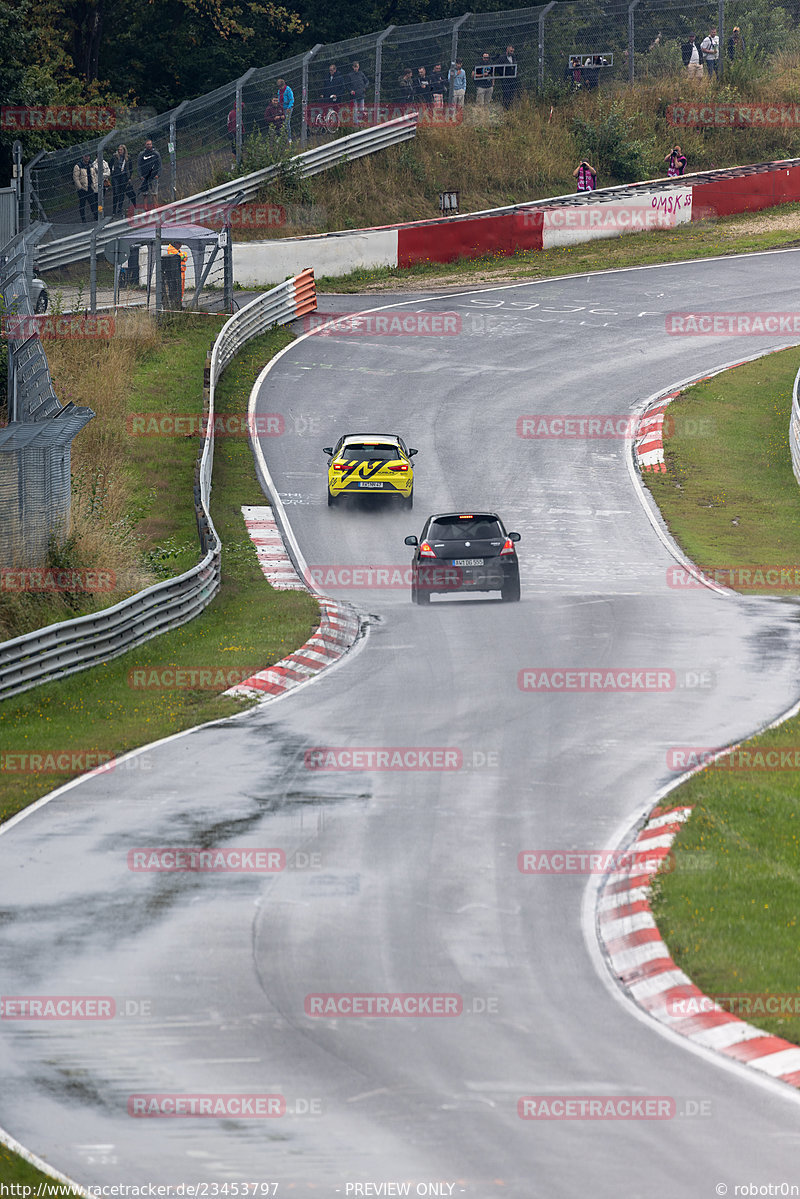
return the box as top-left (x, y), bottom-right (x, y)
top-left (324, 433), bottom-right (417, 509)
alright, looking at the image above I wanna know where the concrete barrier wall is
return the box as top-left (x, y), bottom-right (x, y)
top-left (233, 229), bottom-right (398, 287)
top-left (232, 162), bottom-right (800, 287)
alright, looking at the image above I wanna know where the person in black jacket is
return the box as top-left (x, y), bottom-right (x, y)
top-left (110, 144), bottom-right (136, 217)
top-left (727, 27), bottom-right (746, 60)
top-left (321, 64), bottom-right (344, 101)
top-left (136, 139), bottom-right (162, 211)
top-left (398, 68), bottom-right (415, 104)
top-left (429, 64), bottom-right (447, 106)
top-left (682, 34), bottom-right (703, 80)
top-left (500, 45), bottom-right (518, 108)
top-left (347, 61), bottom-right (369, 124)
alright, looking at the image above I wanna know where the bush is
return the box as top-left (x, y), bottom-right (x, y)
top-left (572, 99), bottom-right (654, 182)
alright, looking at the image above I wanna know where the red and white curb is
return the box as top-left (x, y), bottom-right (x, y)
top-left (634, 401), bottom-right (670, 472)
top-left (223, 505), bottom-right (360, 701)
top-left (598, 804), bottom-right (800, 1090)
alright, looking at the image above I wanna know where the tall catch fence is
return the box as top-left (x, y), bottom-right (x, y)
top-left (26, 0), bottom-right (781, 235)
top-left (0, 228), bottom-right (94, 567)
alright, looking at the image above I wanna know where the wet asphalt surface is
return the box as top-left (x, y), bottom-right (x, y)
top-left (2, 252), bottom-right (800, 1193)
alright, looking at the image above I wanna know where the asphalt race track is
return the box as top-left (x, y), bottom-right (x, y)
top-left (3, 251), bottom-right (800, 1195)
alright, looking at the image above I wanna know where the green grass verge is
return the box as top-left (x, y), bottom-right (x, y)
top-left (0, 1143), bottom-right (68, 1186)
top-left (643, 347), bottom-right (800, 587)
top-left (642, 345), bottom-right (800, 1046)
top-left (0, 326), bottom-right (319, 826)
top-left (316, 204), bottom-right (800, 293)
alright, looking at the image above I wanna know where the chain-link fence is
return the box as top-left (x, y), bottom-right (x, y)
top-left (27, 0), bottom-right (791, 234)
top-left (0, 228), bottom-right (95, 566)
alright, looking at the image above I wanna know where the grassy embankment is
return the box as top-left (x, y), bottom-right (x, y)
top-left (643, 348), bottom-right (800, 1047)
top-left (0, 318), bottom-right (319, 826)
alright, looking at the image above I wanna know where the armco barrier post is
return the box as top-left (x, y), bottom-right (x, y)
top-left (718, 0), bottom-right (725, 81)
top-left (155, 224), bottom-right (162, 313)
top-left (375, 26), bottom-right (396, 111)
top-left (538, 3), bottom-right (556, 92)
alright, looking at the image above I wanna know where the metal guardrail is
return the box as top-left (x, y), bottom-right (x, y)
top-left (35, 116), bottom-right (417, 273)
top-left (0, 271), bottom-right (318, 702)
top-left (790, 365), bottom-right (800, 487)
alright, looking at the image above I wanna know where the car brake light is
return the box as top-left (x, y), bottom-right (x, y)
top-left (500, 539), bottom-right (515, 555)
top-left (388, 463), bottom-right (409, 472)
top-left (332, 463), bottom-right (348, 470)
top-left (419, 541), bottom-right (436, 558)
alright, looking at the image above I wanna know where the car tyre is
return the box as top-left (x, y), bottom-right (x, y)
top-left (501, 575), bottom-right (521, 602)
top-left (403, 488), bottom-right (414, 511)
top-left (416, 583), bottom-right (430, 605)
top-left (327, 490), bottom-right (337, 507)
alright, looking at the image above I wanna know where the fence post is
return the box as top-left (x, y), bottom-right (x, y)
top-left (718, 0), bottom-right (725, 80)
top-left (155, 225), bottom-right (162, 313)
top-left (375, 26), bottom-right (396, 111)
top-left (22, 151), bottom-right (45, 229)
top-left (235, 68), bottom-right (255, 167)
top-left (450, 14), bottom-right (471, 102)
top-left (538, 2), bottom-right (557, 92)
top-left (627, 0), bottom-right (641, 84)
top-left (12, 140), bottom-right (22, 233)
top-left (95, 131), bottom-right (115, 223)
top-left (89, 227), bottom-right (97, 313)
top-left (169, 102), bottom-right (186, 202)
top-left (301, 44), bottom-right (323, 151)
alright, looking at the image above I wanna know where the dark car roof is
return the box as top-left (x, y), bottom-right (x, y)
top-left (427, 511), bottom-right (501, 521)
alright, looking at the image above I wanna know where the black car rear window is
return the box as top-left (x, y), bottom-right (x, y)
top-left (341, 443), bottom-right (400, 462)
top-left (429, 518), bottom-right (502, 540)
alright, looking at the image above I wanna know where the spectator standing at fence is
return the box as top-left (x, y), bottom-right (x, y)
top-left (73, 152), bottom-right (97, 223)
top-left (682, 34), bottom-right (703, 81)
top-left (110, 144), bottom-right (136, 217)
top-left (473, 52), bottom-right (494, 105)
top-left (429, 64), bottom-right (447, 108)
top-left (665, 144), bottom-right (687, 176)
top-left (727, 27), bottom-right (746, 60)
top-left (701, 27), bottom-right (719, 77)
top-left (277, 78), bottom-right (294, 141)
top-left (573, 158), bottom-right (597, 191)
top-left (137, 139), bottom-right (161, 211)
top-left (398, 68), bottom-right (415, 104)
top-left (449, 60), bottom-right (466, 108)
top-left (322, 64), bottom-right (344, 101)
top-left (414, 66), bottom-right (432, 104)
top-left (348, 62), bottom-right (369, 124)
top-left (264, 97), bottom-right (283, 132)
top-left (500, 46), bottom-right (517, 108)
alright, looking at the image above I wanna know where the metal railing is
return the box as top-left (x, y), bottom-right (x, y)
top-left (0, 271), bottom-right (318, 702)
top-left (36, 115), bottom-right (418, 273)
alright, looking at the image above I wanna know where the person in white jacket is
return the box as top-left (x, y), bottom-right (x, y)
top-left (72, 152), bottom-right (110, 222)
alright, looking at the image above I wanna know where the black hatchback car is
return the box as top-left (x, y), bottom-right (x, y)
top-left (405, 512), bottom-right (521, 604)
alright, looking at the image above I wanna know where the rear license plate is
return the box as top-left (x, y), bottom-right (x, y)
top-left (357, 481), bottom-right (385, 488)
top-left (453, 558), bottom-right (484, 566)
